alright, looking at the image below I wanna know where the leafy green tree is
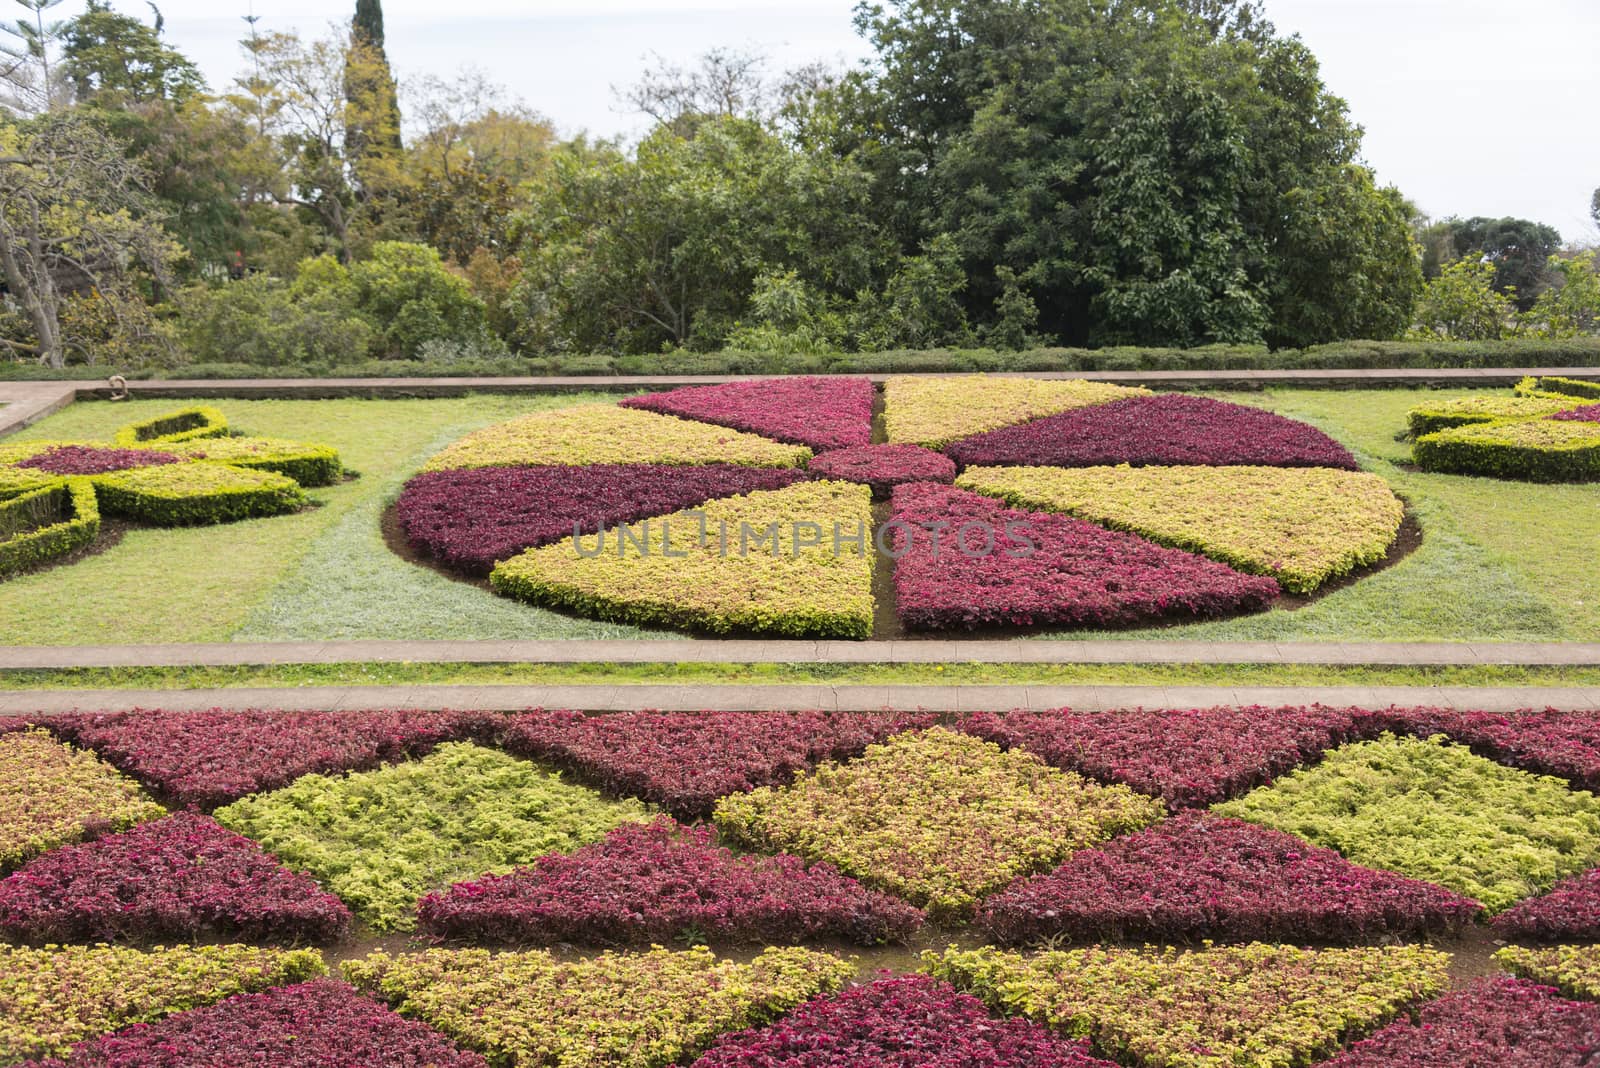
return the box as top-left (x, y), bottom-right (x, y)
top-left (1526, 252), bottom-right (1600, 338)
top-left (1436, 216), bottom-right (1562, 309)
top-left (1410, 258), bottom-right (1513, 341)
top-left (1590, 186), bottom-right (1599, 231)
top-left (346, 0), bottom-right (402, 159)
top-left (59, 1), bottom-right (204, 105)
top-left (348, 241), bottom-right (493, 358)
top-left (176, 266), bottom-right (373, 367)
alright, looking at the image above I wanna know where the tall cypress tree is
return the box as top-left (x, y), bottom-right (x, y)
top-left (346, 0), bottom-right (402, 159)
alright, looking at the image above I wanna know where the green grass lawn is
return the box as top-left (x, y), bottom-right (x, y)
top-left (0, 387), bottom-right (1593, 646)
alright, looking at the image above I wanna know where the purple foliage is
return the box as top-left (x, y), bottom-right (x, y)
top-left (943, 393), bottom-right (1359, 469)
top-left (891, 484), bottom-right (1278, 631)
top-left (498, 710), bottom-right (935, 819)
top-left (978, 812), bottom-right (1481, 945)
top-left (690, 974), bottom-right (1119, 1068)
top-left (419, 818), bottom-right (923, 945)
top-left (16, 445), bottom-right (182, 475)
top-left (36, 980), bottom-right (487, 1068)
top-left (396, 463), bottom-right (807, 574)
top-left (0, 812), bottom-right (351, 943)
top-left (1368, 706), bottom-right (1600, 791)
top-left (619, 376), bottom-right (875, 451)
top-left (1551, 403), bottom-right (1600, 423)
top-left (1494, 867), bottom-right (1600, 942)
top-left (1322, 977), bottom-right (1600, 1067)
top-left (807, 444), bottom-right (956, 496)
top-left (960, 704), bottom-right (1372, 808)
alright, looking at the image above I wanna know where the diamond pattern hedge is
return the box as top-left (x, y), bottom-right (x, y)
top-left (0, 730), bottom-right (165, 871)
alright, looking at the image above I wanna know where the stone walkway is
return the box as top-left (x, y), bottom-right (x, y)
top-left (2, 639), bottom-right (1598, 669)
top-left (0, 382), bottom-right (76, 438)
top-left (3, 683), bottom-right (1597, 716)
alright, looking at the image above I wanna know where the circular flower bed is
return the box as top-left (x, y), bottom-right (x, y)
top-left (806, 443), bottom-right (956, 497)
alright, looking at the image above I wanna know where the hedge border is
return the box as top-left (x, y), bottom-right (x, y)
top-left (1414, 420), bottom-right (1600, 482)
top-left (164, 438), bottom-right (344, 487)
top-left (0, 479), bottom-right (99, 579)
top-left (111, 406), bottom-right (229, 447)
top-left (1517, 375), bottom-right (1600, 400)
top-left (92, 464), bottom-right (307, 525)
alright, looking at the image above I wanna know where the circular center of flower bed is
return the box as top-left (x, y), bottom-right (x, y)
top-left (807, 444), bottom-right (957, 495)
top-left (17, 445), bottom-right (182, 475)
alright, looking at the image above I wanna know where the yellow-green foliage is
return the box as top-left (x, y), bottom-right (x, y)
top-left (92, 463), bottom-right (308, 525)
top-left (423, 404), bottom-right (812, 472)
top-left (1415, 418), bottom-right (1600, 482)
top-left (1516, 375), bottom-right (1600, 401)
top-left (715, 727), bottom-right (1163, 921)
top-left (163, 436), bottom-right (344, 487)
top-left (958, 464), bottom-right (1403, 594)
top-left (883, 376), bottom-right (1148, 447)
top-left (0, 729), bottom-right (164, 870)
top-left (491, 481), bottom-right (876, 639)
top-left (1215, 735), bottom-right (1600, 912)
top-left (0, 942), bottom-right (326, 1063)
top-left (112, 406), bottom-right (229, 447)
top-left (0, 479), bottom-right (98, 579)
top-left (1405, 394), bottom-right (1582, 437)
top-left (1496, 944), bottom-right (1600, 1001)
top-left (214, 742), bottom-right (651, 931)
top-left (343, 944), bottom-right (854, 1067)
top-left (928, 942), bottom-right (1451, 1068)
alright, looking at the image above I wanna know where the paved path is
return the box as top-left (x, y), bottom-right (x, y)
top-left (0, 382), bottom-right (76, 438)
top-left (3, 684), bottom-right (1597, 716)
top-left (3, 639), bottom-right (1599, 669)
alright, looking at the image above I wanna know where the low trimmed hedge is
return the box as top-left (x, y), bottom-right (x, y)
top-left (1404, 394), bottom-right (1581, 437)
top-left (111, 406), bottom-right (229, 446)
top-left (1414, 418), bottom-right (1600, 481)
top-left (1517, 374), bottom-right (1600, 400)
top-left (92, 463), bottom-right (307, 524)
top-left (0, 479), bottom-right (98, 579)
top-left (883, 376), bottom-right (1147, 448)
top-left (164, 437), bottom-right (343, 487)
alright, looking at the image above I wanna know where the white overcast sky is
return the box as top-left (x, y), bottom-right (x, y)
top-left (112, 0), bottom-right (1600, 243)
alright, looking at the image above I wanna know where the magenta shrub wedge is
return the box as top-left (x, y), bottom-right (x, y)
top-left (943, 393), bottom-right (1359, 469)
top-left (1371, 706), bottom-right (1600, 791)
top-left (1492, 867), bottom-right (1600, 942)
top-left (978, 812), bottom-right (1481, 946)
top-left (619, 376), bottom-right (874, 451)
top-left (17, 446), bottom-right (182, 475)
top-left (690, 974), bottom-right (1118, 1068)
top-left (396, 463), bottom-right (807, 575)
top-left (498, 710), bottom-right (935, 819)
top-left (1322, 977), bottom-right (1600, 1068)
top-left (63, 709), bottom-right (480, 809)
top-left (418, 818), bottom-right (923, 946)
top-left (892, 485), bottom-right (1279, 630)
top-left (959, 704), bottom-right (1372, 808)
top-left (0, 812), bottom-right (351, 944)
top-left (1552, 403), bottom-right (1600, 422)
top-left (806, 444), bottom-right (956, 496)
top-left (34, 980), bottom-right (487, 1068)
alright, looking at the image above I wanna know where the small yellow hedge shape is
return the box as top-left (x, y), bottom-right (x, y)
top-left (1496, 944), bottom-right (1600, 1001)
top-left (1405, 394), bottom-right (1585, 438)
top-left (957, 463), bottom-right (1404, 594)
top-left (883, 376), bottom-right (1149, 448)
top-left (0, 729), bottom-right (165, 870)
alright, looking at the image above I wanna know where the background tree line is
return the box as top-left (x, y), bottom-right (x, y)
top-left (0, 0), bottom-right (1595, 370)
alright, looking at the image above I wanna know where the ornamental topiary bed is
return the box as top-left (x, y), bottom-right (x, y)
top-left (1407, 380), bottom-right (1600, 481)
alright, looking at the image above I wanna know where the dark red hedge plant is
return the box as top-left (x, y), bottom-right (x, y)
top-left (396, 463), bottom-right (807, 574)
top-left (943, 393), bottom-right (1359, 469)
top-left (978, 812), bottom-right (1481, 945)
top-left (35, 979), bottom-right (487, 1068)
top-left (892, 484), bottom-right (1279, 631)
top-left (690, 974), bottom-right (1119, 1068)
top-left (1321, 977), bottom-right (1600, 1068)
top-left (807, 444), bottom-right (956, 496)
top-left (497, 710), bottom-right (934, 819)
top-left (419, 818), bottom-right (923, 945)
top-left (0, 812), bottom-right (352, 944)
top-left (17, 446), bottom-right (182, 475)
top-left (63, 708), bottom-right (480, 809)
top-left (1552, 403), bottom-right (1600, 423)
top-left (959, 704), bottom-right (1371, 808)
top-left (1493, 867), bottom-right (1600, 942)
top-left (620, 376), bottom-right (875, 451)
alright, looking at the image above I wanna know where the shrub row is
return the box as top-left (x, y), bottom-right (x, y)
top-left (0, 480), bottom-right (99, 580)
top-left (883, 376), bottom-right (1146, 448)
top-left (1214, 734), bottom-right (1600, 912)
top-left (977, 812), bottom-right (1481, 946)
top-left (62, 708), bottom-right (480, 809)
top-left (959, 704), bottom-right (1371, 808)
top-left (806, 443), bottom-right (956, 497)
top-left (0, 943), bottom-right (326, 1062)
top-left (396, 463), bottom-right (806, 575)
top-left (1323, 977), bottom-right (1600, 1068)
top-left (0, 730), bottom-right (164, 871)
top-left (0, 463), bottom-right (61, 501)
top-left (16, 446), bottom-right (180, 475)
top-left (945, 393), bottom-right (1358, 470)
top-left (497, 710), bottom-right (934, 820)
top-left (1495, 944), bottom-right (1600, 1001)
top-left (213, 742), bottom-right (650, 931)
top-left (92, 463), bottom-right (307, 525)
top-left (620, 376), bottom-right (874, 451)
top-left (1518, 374), bottom-right (1600, 400)
top-left (890, 484), bottom-right (1279, 631)
top-left (423, 404), bottom-right (810, 473)
top-left (490, 481), bottom-right (876, 639)
top-left (958, 463), bottom-right (1405, 593)
top-left (691, 975), bottom-right (1118, 1068)
top-left (418, 818), bottom-right (923, 946)
top-left (0, 812), bottom-right (352, 945)
top-left (1404, 393), bottom-right (1581, 437)
top-left (34, 980), bottom-right (486, 1068)
top-left (342, 945), bottom-right (854, 1068)
top-left (714, 728), bottom-right (1164, 922)
top-left (164, 437), bottom-right (343, 487)
top-left (930, 942), bottom-right (1451, 1068)
top-left (1414, 417), bottom-right (1600, 481)
top-left (111, 406), bottom-right (228, 446)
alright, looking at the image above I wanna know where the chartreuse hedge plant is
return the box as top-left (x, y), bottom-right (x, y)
top-left (714, 728), bottom-right (1163, 921)
top-left (0, 943), bottom-right (325, 1063)
top-left (958, 464), bottom-right (1404, 594)
top-left (1496, 944), bottom-right (1600, 1001)
top-left (162, 436), bottom-right (343, 487)
top-left (343, 944), bottom-right (854, 1067)
top-left (1214, 734), bottom-right (1600, 912)
top-left (0, 480), bottom-right (98, 579)
top-left (1517, 375), bottom-right (1600, 401)
top-left (112, 406), bottom-right (229, 447)
top-left (213, 742), bottom-right (651, 931)
top-left (883, 376), bottom-right (1147, 448)
top-left (1414, 417), bottom-right (1600, 481)
top-left (0, 729), bottom-right (164, 871)
top-left (92, 463), bottom-right (307, 525)
top-left (1404, 394), bottom-right (1583, 437)
top-left (491, 481), bottom-right (876, 639)
top-left (928, 942), bottom-right (1451, 1068)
